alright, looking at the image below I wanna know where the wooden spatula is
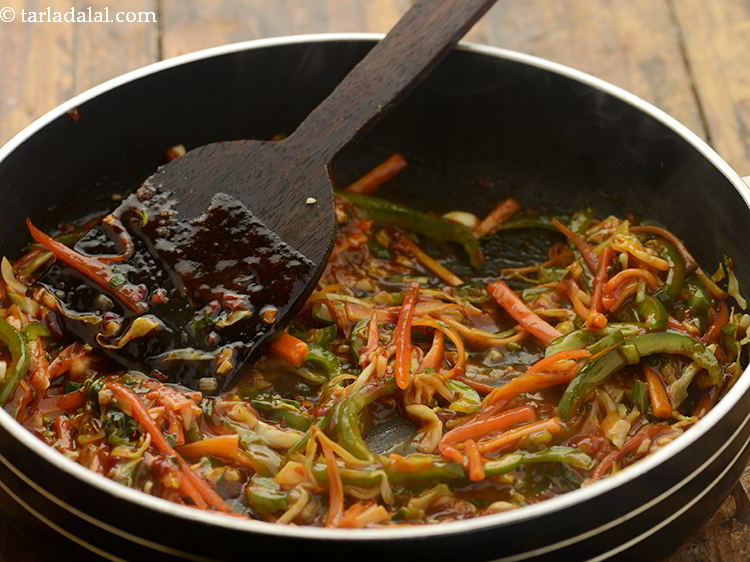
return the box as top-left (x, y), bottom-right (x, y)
top-left (31, 0), bottom-right (497, 393)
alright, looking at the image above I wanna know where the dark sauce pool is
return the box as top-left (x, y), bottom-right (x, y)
top-left (40, 183), bottom-right (314, 392)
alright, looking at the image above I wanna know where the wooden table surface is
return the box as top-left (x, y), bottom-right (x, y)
top-left (1, 0), bottom-right (750, 560)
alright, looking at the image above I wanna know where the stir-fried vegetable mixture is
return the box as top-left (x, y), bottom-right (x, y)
top-left (2, 152), bottom-right (748, 528)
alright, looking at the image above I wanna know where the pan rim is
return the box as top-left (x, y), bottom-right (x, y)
top-left (1, 32), bottom-right (749, 543)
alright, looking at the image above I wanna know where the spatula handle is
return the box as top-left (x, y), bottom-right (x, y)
top-left (289, 0), bottom-right (497, 162)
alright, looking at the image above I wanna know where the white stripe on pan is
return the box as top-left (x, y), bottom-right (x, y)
top-left (493, 405), bottom-right (750, 561)
top-left (587, 430), bottom-right (750, 562)
top-left (0, 452), bottom-right (215, 562)
top-left (0, 476), bottom-right (125, 562)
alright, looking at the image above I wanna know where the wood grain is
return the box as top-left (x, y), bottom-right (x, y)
top-left (0, 0), bottom-right (74, 144)
top-left (671, 0), bottom-right (750, 174)
top-left (2, 0), bottom-right (750, 559)
top-left (0, 0), bottom-right (159, 145)
top-left (466, 0), bottom-right (707, 139)
top-left (72, 0), bottom-right (159, 92)
top-left (160, 0), bottom-right (411, 58)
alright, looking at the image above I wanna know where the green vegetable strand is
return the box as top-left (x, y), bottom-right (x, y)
top-left (0, 317), bottom-right (30, 405)
top-left (339, 192), bottom-right (484, 269)
top-left (559, 332), bottom-right (721, 420)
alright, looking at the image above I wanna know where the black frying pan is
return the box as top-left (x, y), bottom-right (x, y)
top-left (0, 35), bottom-right (749, 561)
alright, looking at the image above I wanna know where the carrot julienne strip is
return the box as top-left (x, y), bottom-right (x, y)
top-left (702, 301), bottom-right (729, 345)
top-left (465, 440), bottom-right (485, 482)
top-left (395, 233), bottom-right (463, 287)
top-left (411, 317), bottom-right (465, 377)
top-left (551, 218), bottom-right (598, 274)
top-left (394, 283), bottom-right (420, 389)
top-left (269, 332), bottom-right (309, 367)
top-left (477, 417), bottom-right (564, 454)
top-left (487, 281), bottom-right (562, 345)
top-left (643, 365), bottom-right (672, 419)
top-left (176, 434), bottom-right (239, 460)
top-left (601, 279), bottom-right (639, 312)
top-left (591, 245), bottom-right (614, 316)
top-left (527, 349), bottom-right (591, 374)
top-left (344, 153), bottom-right (407, 195)
top-left (474, 198), bottom-right (521, 238)
top-left (440, 405), bottom-right (536, 449)
top-left (107, 382), bottom-right (229, 512)
top-left (26, 219), bottom-right (148, 314)
top-left (485, 371), bottom-right (578, 406)
top-left (454, 375), bottom-right (495, 395)
top-left (558, 281), bottom-right (607, 330)
top-left (323, 445), bottom-right (344, 527)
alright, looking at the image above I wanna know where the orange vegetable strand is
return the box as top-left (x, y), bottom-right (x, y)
top-left (551, 218), bottom-right (598, 274)
top-left (177, 434), bottom-right (239, 460)
top-left (702, 301), bottom-right (729, 345)
top-left (465, 440), bottom-right (485, 481)
top-left (269, 332), bottom-right (309, 367)
top-left (440, 405), bottom-right (536, 449)
top-left (643, 365), bottom-right (672, 419)
top-left (107, 382), bottom-right (229, 512)
top-left (487, 281), bottom-right (562, 345)
top-left (344, 153), bottom-right (407, 195)
top-left (395, 233), bottom-right (463, 286)
top-left (474, 198), bottom-right (521, 238)
top-left (393, 283), bottom-right (420, 389)
top-left (323, 445), bottom-right (344, 527)
top-left (477, 417), bottom-right (564, 454)
top-left (26, 219), bottom-right (147, 314)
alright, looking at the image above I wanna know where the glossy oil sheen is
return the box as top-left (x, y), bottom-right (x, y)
top-left (0, 37), bottom-right (749, 561)
top-left (40, 184), bottom-right (313, 392)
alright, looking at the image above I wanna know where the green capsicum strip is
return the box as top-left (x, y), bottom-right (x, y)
top-left (367, 239), bottom-right (392, 259)
top-left (291, 324), bottom-right (337, 350)
top-left (632, 378), bottom-right (650, 414)
top-left (544, 324), bottom-right (642, 357)
top-left (311, 301), bottom-right (335, 325)
top-left (285, 411), bottom-right (332, 459)
top-left (245, 476), bottom-right (289, 513)
top-left (685, 277), bottom-right (712, 312)
top-left (251, 398), bottom-right (314, 431)
top-left (585, 330), bottom-right (625, 355)
top-left (339, 192), bottom-right (484, 269)
top-left (652, 239), bottom-right (685, 303)
top-left (497, 214), bottom-right (568, 233)
top-left (304, 344), bottom-right (341, 378)
top-left (310, 447), bottom-right (594, 490)
top-left (334, 379), bottom-right (398, 461)
top-left (22, 321), bottom-right (51, 340)
top-left (559, 331), bottom-right (721, 420)
top-left (0, 317), bottom-right (29, 405)
top-left (638, 295), bottom-right (668, 331)
top-left (483, 446), bottom-right (595, 474)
